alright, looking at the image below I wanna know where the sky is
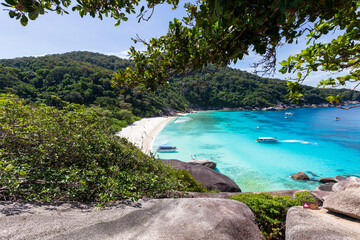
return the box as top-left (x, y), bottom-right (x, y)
top-left (0, 2), bottom-right (352, 89)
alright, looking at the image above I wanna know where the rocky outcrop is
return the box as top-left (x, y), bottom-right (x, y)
top-left (310, 190), bottom-right (334, 202)
top-left (290, 172), bottom-right (310, 180)
top-left (335, 175), bottom-right (346, 181)
top-left (287, 179), bottom-right (360, 239)
top-left (332, 177), bottom-right (360, 192)
top-left (323, 183), bottom-right (360, 220)
top-left (286, 206), bottom-right (360, 240)
top-left (0, 198), bottom-right (264, 240)
top-left (314, 183), bottom-right (335, 192)
top-left (187, 159), bottom-right (217, 169)
top-left (162, 159), bottom-right (241, 192)
top-left (318, 178), bottom-right (337, 184)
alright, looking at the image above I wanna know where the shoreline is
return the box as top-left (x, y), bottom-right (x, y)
top-left (116, 115), bottom-right (182, 154)
top-left (116, 101), bottom-right (360, 155)
top-left (188, 101), bottom-right (360, 112)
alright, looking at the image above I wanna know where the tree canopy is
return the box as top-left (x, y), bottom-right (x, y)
top-left (3, 0), bottom-right (360, 104)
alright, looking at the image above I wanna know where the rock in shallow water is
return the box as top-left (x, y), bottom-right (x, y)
top-left (318, 178), bottom-right (337, 184)
top-left (290, 172), bottom-right (310, 180)
top-left (162, 159), bottom-right (241, 192)
top-left (187, 159), bottom-right (217, 169)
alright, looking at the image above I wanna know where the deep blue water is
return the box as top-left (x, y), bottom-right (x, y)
top-left (153, 107), bottom-right (360, 192)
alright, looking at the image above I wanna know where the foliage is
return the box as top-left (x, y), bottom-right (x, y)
top-left (230, 191), bottom-right (316, 239)
top-left (172, 169), bottom-right (208, 193)
top-left (112, 0), bottom-right (358, 95)
top-left (1, 0), bottom-right (178, 26)
top-left (279, 2), bottom-right (360, 104)
top-left (0, 94), bottom-right (202, 205)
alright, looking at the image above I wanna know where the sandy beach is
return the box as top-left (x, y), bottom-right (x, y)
top-left (116, 116), bottom-right (176, 154)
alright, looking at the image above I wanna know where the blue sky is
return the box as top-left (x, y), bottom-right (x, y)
top-left (0, 2), bottom-right (350, 88)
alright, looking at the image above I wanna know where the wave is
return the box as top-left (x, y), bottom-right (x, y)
top-left (279, 140), bottom-right (318, 145)
top-left (174, 117), bottom-right (192, 124)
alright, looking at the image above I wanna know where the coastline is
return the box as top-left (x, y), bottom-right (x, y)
top-left (116, 100), bottom-right (359, 155)
top-left (116, 116), bottom-right (180, 154)
top-left (191, 101), bottom-right (360, 112)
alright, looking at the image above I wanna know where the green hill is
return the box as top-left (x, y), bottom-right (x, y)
top-left (1, 51), bottom-right (359, 119)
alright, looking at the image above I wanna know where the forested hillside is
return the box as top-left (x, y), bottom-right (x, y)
top-left (1, 51), bottom-right (359, 121)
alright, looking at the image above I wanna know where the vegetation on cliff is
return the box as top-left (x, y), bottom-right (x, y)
top-left (0, 94), bottom-right (205, 205)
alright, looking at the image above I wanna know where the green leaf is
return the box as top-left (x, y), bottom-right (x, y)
top-left (28, 11), bottom-right (38, 20)
top-left (20, 15), bottom-right (28, 26)
top-left (5, 0), bottom-right (17, 5)
top-left (297, 72), bottom-right (302, 79)
top-left (9, 10), bottom-right (17, 18)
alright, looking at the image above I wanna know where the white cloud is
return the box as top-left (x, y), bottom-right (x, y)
top-left (105, 46), bottom-right (148, 60)
top-left (105, 50), bottom-right (130, 59)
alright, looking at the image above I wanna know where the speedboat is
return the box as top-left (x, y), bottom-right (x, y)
top-left (157, 146), bottom-right (178, 153)
top-left (256, 137), bottom-right (279, 143)
top-left (335, 117), bottom-right (340, 121)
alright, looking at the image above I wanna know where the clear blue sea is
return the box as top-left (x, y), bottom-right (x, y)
top-left (153, 107), bottom-right (360, 192)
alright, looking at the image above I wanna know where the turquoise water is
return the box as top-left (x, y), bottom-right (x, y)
top-left (153, 107), bottom-right (360, 192)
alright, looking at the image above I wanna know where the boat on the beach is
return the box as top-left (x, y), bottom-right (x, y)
top-left (256, 137), bottom-right (279, 143)
top-left (157, 146), bottom-right (178, 152)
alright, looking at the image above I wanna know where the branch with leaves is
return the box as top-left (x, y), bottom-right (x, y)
top-left (279, 2), bottom-right (360, 104)
top-left (3, 0), bottom-right (359, 106)
top-left (1, 0), bottom-right (179, 26)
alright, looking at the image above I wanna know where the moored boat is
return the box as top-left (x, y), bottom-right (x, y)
top-left (256, 137), bottom-right (279, 143)
top-left (157, 146), bottom-right (178, 152)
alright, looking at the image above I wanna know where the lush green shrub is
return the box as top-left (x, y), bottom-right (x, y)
top-left (0, 94), bottom-right (201, 205)
top-left (173, 169), bottom-right (208, 192)
top-left (230, 191), bottom-right (315, 239)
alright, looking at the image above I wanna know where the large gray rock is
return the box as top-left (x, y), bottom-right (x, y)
top-left (335, 175), bottom-right (346, 181)
top-left (314, 183), bottom-right (335, 192)
top-left (332, 177), bottom-right (360, 192)
top-left (323, 183), bottom-right (360, 220)
top-left (290, 172), bottom-right (310, 180)
top-left (318, 178), bottom-right (337, 184)
top-left (0, 198), bottom-right (264, 240)
top-left (310, 190), bottom-right (334, 202)
top-left (162, 159), bottom-right (241, 192)
top-left (187, 159), bottom-right (217, 169)
top-left (286, 206), bottom-right (360, 240)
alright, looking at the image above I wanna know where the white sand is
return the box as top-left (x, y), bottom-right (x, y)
top-left (116, 117), bottom-right (175, 154)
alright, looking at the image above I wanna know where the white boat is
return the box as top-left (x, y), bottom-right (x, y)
top-left (256, 137), bottom-right (279, 143)
top-left (285, 112), bottom-right (294, 116)
top-left (157, 146), bottom-right (178, 153)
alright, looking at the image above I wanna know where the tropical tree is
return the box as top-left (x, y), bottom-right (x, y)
top-left (2, 0), bottom-right (359, 105)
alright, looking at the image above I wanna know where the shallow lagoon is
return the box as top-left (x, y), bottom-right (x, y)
top-left (153, 107), bottom-right (360, 192)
